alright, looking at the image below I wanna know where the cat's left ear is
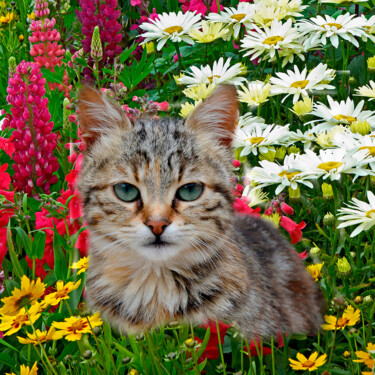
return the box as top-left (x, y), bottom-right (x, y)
top-left (78, 86), bottom-right (131, 149)
top-left (185, 84), bottom-right (239, 146)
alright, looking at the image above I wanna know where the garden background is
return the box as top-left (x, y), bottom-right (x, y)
top-left (1, 0), bottom-right (375, 373)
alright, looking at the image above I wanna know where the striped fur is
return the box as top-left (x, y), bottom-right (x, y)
top-left (77, 85), bottom-right (324, 337)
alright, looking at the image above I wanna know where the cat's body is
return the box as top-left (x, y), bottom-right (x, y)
top-left (78, 85), bottom-right (324, 338)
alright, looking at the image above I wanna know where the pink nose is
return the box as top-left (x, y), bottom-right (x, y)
top-left (145, 219), bottom-right (170, 236)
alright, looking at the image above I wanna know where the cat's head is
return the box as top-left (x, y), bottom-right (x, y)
top-left (77, 85), bottom-right (238, 263)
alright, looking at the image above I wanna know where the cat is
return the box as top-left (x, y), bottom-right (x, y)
top-left (77, 84), bottom-right (324, 338)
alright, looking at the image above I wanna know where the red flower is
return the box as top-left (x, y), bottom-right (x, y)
top-left (233, 198), bottom-right (261, 217)
top-left (196, 321), bottom-right (232, 362)
top-left (279, 216), bottom-right (306, 244)
top-left (0, 135), bottom-right (15, 157)
top-left (0, 228), bottom-right (8, 267)
top-left (297, 250), bottom-right (308, 260)
top-left (280, 202), bottom-right (294, 215)
top-left (0, 190), bottom-right (15, 228)
top-left (0, 164), bottom-right (11, 190)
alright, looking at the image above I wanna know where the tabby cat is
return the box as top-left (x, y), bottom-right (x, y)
top-left (77, 85), bottom-right (324, 338)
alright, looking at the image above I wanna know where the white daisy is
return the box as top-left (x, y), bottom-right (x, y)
top-left (240, 19), bottom-right (301, 60)
top-left (233, 123), bottom-right (291, 156)
top-left (293, 148), bottom-right (373, 181)
top-left (309, 96), bottom-right (375, 133)
top-left (298, 13), bottom-right (368, 48)
top-left (248, 154), bottom-right (314, 194)
top-left (237, 81), bottom-right (271, 107)
top-left (242, 184), bottom-right (268, 207)
top-left (188, 21), bottom-right (229, 43)
top-left (337, 191), bottom-right (375, 237)
top-left (206, 2), bottom-right (254, 39)
top-left (360, 15), bottom-right (375, 43)
top-left (251, 0), bottom-right (307, 26)
top-left (289, 129), bottom-right (316, 150)
top-left (176, 58), bottom-right (246, 87)
top-left (238, 113), bottom-right (266, 128)
top-left (269, 63), bottom-right (335, 103)
top-left (139, 11), bottom-right (201, 50)
top-left (355, 81), bottom-right (375, 101)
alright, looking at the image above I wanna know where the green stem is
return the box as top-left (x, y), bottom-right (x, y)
top-left (327, 322), bottom-right (338, 370)
top-left (215, 320), bottom-right (227, 375)
top-left (174, 42), bottom-right (183, 73)
top-left (270, 336), bottom-right (276, 375)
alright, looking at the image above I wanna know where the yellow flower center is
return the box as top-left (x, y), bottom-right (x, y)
top-left (12, 315), bottom-right (28, 329)
top-left (164, 26), bottom-right (183, 34)
top-left (366, 209), bottom-right (375, 218)
top-left (278, 170), bottom-right (301, 180)
top-left (245, 136), bottom-right (265, 144)
top-left (337, 317), bottom-right (350, 328)
top-left (207, 74), bottom-right (221, 83)
top-left (333, 114), bottom-right (356, 123)
top-left (290, 80), bottom-right (309, 89)
top-left (69, 320), bottom-right (88, 333)
top-left (55, 288), bottom-right (69, 299)
top-left (302, 360), bottom-right (316, 368)
top-left (322, 22), bottom-right (343, 30)
top-left (317, 161), bottom-right (343, 172)
top-left (263, 35), bottom-right (284, 45)
top-left (359, 146), bottom-right (375, 156)
top-left (230, 13), bottom-right (246, 22)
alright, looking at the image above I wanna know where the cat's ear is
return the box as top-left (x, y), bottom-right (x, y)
top-left (185, 84), bottom-right (239, 146)
top-left (78, 86), bottom-right (131, 148)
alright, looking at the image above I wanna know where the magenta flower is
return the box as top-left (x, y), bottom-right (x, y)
top-left (29, 0), bottom-right (70, 96)
top-left (6, 61), bottom-right (59, 195)
top-left (76, 0), bottom-right (122, 80)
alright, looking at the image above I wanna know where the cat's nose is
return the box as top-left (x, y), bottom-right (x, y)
top-left (145, 218), bottom-right (170, 236)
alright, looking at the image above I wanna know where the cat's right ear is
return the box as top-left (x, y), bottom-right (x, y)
top-left (78, 86), bottom-right (131, 148)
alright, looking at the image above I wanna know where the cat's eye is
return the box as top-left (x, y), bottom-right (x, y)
top-left (176, 183), bottom-right (204, 202)
top-left (113, 183), bottom-right (140, 202)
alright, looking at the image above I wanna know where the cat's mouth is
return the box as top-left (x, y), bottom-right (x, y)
top-left (146, 237), bottom-right (171, 248)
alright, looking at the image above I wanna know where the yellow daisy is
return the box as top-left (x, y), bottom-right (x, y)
top-left (71, 256), bottom-right (89, 275)
top-left (189, 21), bottom-right (229, 43)
top-left (42, 280), bottom-right (81, 308)
top-left (6, 362), bottom-right (38, 375)
top-left (0, 12), bottom-right (15, 24)
top-left (0, 303), bottom-right (41, 336)
top-left (17, 327), bottom-right (64, 345)
top-left (238, 81), bottom-right (271, 107)
top-left (321, 305), bottom-right (361, 330)
top-left (183, 83), bottom-right (215, 101)
top-left (0, 275), bottom-right (46, 316)
top-left (306, 263), bottom-right (324, 281)
top-left (179, 100), bottom-right (202, 118)
top-left (289, 351), bottom-right (327, 371)
top-left (353, 343), bottom-right (375, 370)
top-left (52, 312), bottom-right (103, 341)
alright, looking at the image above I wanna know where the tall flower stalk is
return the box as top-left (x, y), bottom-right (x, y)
top-left (6, 61), bottom-right (59, 195)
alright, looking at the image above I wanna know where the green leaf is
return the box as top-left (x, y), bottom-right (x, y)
top-left (196, 327), bottom-right (211, 358)
top-left (32, 230), bottom-right (46, 259)
top-left (41, 67), bottom-right (64, 84)
top-left (53, 227), bottom-right (68, 281)
top-left (14, 227), bottom-right (32, 258)
top-left (0, 337), bottom-right (19, 352)
top-left (120, 44), bottom-right (138, 64)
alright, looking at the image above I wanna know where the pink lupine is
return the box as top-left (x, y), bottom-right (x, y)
top-left (6, 61), bottom-right (59, 195)
top-left (29, 0), bottom-right (70, 96)
top-left (76, 0), bottom-right (122, 80)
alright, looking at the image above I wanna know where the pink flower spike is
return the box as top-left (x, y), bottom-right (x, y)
top-left (131, 0), bottom-right (141, 5)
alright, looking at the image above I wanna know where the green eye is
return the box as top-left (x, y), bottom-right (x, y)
top-left (113, 183), bottom-right (140, 202)
top-left (176, 183), bottom-right (204, 202)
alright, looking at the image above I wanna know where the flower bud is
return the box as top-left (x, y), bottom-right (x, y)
top-left (353, 296), bottom-right (362, 305)
top-left (8, 56), bottom-right (17, 76)
top-left (336, 257), bottom-right (351, 278)
top-left (275, 146), bottom-right (287, 162)
top-left (121, 357), bottom-right (131, 364)
top-left (332, 296), bottom-right (347, 312)
top-left (323, 212), bottom-right (335, 226)
top-left (363, 295), bottom-right (373, 305)
top-left (82, 350), bottom-right (92, 359)
top-left (350, 251), bottom-right (356, 259)
top-left (184, 338), bottom-right (196, 349)
top-left (128, 369), bottom-right (139, 375)
top-left (91, 26), bottom-right (103, 61)
top-left (288, 145), bottom-right (300, 155)
top-left (288, 186), bottom-right (301, 201)
top-left (281, 202), bottom-right (294, 215)
top-left (322, 183), bottom-right (334, 200)
top-left (166, 352), bottom-right (177, 360)
top-left (291, 97), bottom-right (313, 119)
top-left (350, 119), bottom-right (370, 135)
top-left (63, 98), bottom-right (71, 130)
top-left (367, 56), bottom-right (375, 72)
